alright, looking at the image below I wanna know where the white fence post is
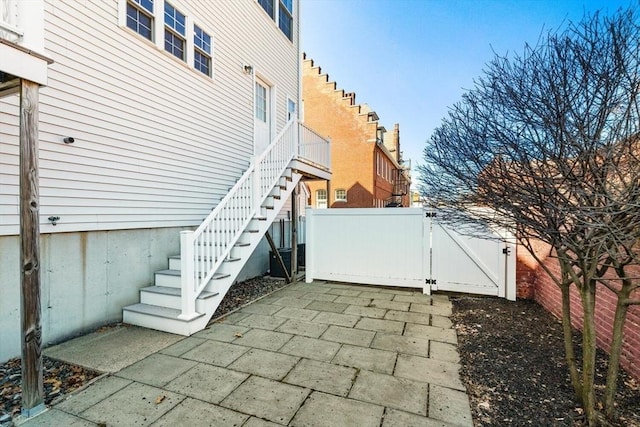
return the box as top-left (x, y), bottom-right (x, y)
top-left (179, 230), bottom-right (198, 320)
top-left (305, 208), bottom-right (315, 283)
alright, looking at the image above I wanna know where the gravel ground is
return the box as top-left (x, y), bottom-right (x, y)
top-left (0, 275), bottom-right (289, 424)
top-left (451, 296), bottom-right (640, 426)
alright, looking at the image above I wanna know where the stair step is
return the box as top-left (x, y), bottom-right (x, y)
top-left (155, 269), bottom-right (230, 287)
top-left (141, 285), bottom-right (218, 300)
top-left (123, 303), bottom-right (205, 322)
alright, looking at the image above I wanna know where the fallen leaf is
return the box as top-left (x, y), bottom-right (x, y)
top-left (234, 332), bottom-right (243, 338)
top-left (155, 395), bottom-right (166, 404)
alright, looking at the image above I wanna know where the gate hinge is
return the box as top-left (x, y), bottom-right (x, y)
top-left (425, 212), bottom-right (437, 218)
top-left (425, 279), bottom-right (437, 285)
top-left (502, 247), bottom-right (511, 255)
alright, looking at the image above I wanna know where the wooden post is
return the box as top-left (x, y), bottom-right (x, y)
top-left (290, 185), bottom-right (298, 282)
top-left (19, 79), bottom-right (44, 416)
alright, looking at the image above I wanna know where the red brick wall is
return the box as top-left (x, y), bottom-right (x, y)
top-left (524, 249), bottom-right (640, 380)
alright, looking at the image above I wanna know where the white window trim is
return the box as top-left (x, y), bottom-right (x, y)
top-left (287, 96), bottom-right (296, 122)
top-left (256, 0), bottom-right (295, 43)
top-left (335, 189), bottom-right (346, 202)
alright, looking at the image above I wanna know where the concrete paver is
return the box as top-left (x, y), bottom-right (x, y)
top-left (349, 370), bottom-right (429, 416)
top-left (80, 381), bottom-right (184, 426)
top-left (164, 363), bottom-right (248, 403)
top-left (23, 280), bottom-right (473, 427)
top-left (332, 344), bottom-right (397, 374)
top-left (220, 376), bottom-right (310, 424)
top-left (284, 358), bottom-right (357, 396)
top-left (290, 391), bottom-right (384, 427)
top-left (152, 398), bottom-right (249, 427)
top-left (228, 348), bottom-right (299, 380)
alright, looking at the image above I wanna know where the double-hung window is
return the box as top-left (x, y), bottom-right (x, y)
top-left (278, 0), bottom-right (293, 40)
top-left (164, 3), bottom-right (186, 61)
top-left (194, 25), bottom-right (212, 76)
top-left (335, 189), bottom-right (347, 202)
top-left (127, 0), bottom-right (153, 40)
top-left (258, 0), bottom-right (275, 19)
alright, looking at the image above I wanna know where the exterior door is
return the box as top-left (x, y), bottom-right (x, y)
top-left (254, 77), bottom-right (272, 155)
top-left (316, 189), bottom-right (327, 209)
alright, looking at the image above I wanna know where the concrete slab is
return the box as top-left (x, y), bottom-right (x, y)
top-left (343, 305), bottom-right (388, 319)
top-left (232, 328), bottom-right (293, 351)
top-left (403, 323), bottom-right (458, 345)
top-left (300, 292), bottom-right (338, 302)
top-left (372, 288), bottom-right (414, 296)
top-left (228, 348), bottom-right (299, 380)
top-left (80, 381), bottom-right (184, 425)
top-left (238, 303), bottom-right (284, 316)
top-left (431, 315), bottom-right (453, 329)
top-left (332, 344), bottom-right (397, 374)
top-left (221, 376), bottom-right (310, 424)
top-left (18, 409), bottom-right (98, 426)
top-left (55, 376), bottom-right (132, 415)
top-left (44, 325), bottom-right (182, 373)
top-left (305, 300), bottom-right (349, 313)
top-left (164, 363), bottom-right (248, 403)
top-left (370, 299), bottom-right (410, 311)
top-left (291, 391), bottom-right (384, 427)
top-left (321, 325), bottom-right (375, 347)
top-left (243, 417), bottom-right (283, 427)
top-left (152, 397), bottom-right (249, 427)
top-left (311, 312), bottom-right (360, 327)
top-left (394, 354), bottom-right (465, 391)
top-left (410, 303), bottom-right (453, 317)
top-left (371, 333), bottom-right (431, 357)
top-left (382, 408), bottom-right (454, 427)
top-left (279, 335), bottom-right (341, 362)
top-left (115, 353), bottom-right (197, 387)
top-left (357, 291), bottom-right (394, 300)
top-left (393, 294), bottom-right (434, 304)
top-left (355, 317), bottom-right (404, 335)
top-left (159, 337), bottom-right (207, 356)
top-left (192, 323), bottom-right (251, 343)
top-left (284, 358), bottom-right (357, 397)
top-left (276, 318), bottom-right (329, 338)
top-left (333, 296), bottom-right (374, 306)
top-left (273, 306), bottom-right (320, 321)
top-left (270, 296), bottom-right (314, 308)
top-left (430, 341), bottom-right (460, 364)
top-left (237, 314), bottom-right (288, 330)
top-left (325, 288), bottom-right (362, 297)
top-left (429, 385), bottom-right (474, 427)
top-left (180, 340), bottom-right (249, 367)
top-left (349, 370), bottom-right (429, 416)
top-left (384, 310), bottom-right (431, 325)
top-left (215, 311), bottom-right (251, 324)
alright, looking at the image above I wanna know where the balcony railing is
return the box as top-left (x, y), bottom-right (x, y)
top-left (0, 0), bottom-right (22, 42)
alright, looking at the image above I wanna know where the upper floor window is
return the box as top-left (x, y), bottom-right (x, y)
top-left (194, 25), bottom-right (212, 76)
top-left (127, 0), bottom-right (154, 40)
top-left (164, 3), bottom-right (186, 60)
top-left (257, 0), bottom-right (293, 41)
top-left (279, 0), bottom-right (293, 41)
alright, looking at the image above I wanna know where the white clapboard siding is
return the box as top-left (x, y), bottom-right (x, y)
top-left (0, 0), bottom-right (300, 236)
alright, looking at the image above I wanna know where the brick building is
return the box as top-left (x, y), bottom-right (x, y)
top-left (302, 56), bottom-right (410, 208)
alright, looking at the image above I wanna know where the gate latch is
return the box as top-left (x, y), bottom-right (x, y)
top-left (502, 247), bottom-right (511, 255)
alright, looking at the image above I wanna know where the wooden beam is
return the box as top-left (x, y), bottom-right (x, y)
top-left (265, 231), bottom-right (291, 283)
top-left (19, 79), bottom-right (44, 417)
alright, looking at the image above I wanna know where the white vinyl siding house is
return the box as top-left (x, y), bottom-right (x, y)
top-left (0, 0), bottom-right (308, 361)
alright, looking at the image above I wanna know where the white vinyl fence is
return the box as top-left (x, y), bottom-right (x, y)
top-left (306, 207), bottom-right (516, 300)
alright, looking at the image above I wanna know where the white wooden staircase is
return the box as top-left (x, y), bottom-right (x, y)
top-left (122, 119), bottom-right (329, 335)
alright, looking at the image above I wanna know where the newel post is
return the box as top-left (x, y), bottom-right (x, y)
top-left (179, 230), bottom-right (198, 320)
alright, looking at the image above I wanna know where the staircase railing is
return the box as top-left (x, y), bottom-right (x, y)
top-left (178, 119), bottom-right (298, 319)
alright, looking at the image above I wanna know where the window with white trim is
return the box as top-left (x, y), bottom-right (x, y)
top-left (164, 3), bottom-right (186, 60)
top-left (335, 189), bottom-right (347, 202)
top-left (257, 0), bottom-right (294, 42)
top-left (316, 189), bottom-right (327, 208)
top-left (287, 98), bottom-right (296, 122)
top-left (126, 0), bottom-right (153, 40)
top-left (194, 25), bottom-right (212, 76)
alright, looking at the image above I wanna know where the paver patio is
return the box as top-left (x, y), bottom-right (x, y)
top-left (28, 280), bottom-right (473, 426)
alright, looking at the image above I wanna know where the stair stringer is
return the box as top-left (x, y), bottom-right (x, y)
top-left (122, 168), bottom-right (302, 336)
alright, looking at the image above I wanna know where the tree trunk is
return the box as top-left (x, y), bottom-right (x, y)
top-left (561, 284), bottom-right (583, 402)
top-left (581, 283), bottom-right (598, 426)
top-left (603, 288), bottom-right (630, 419)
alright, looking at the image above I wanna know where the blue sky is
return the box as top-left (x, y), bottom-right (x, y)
top-left (300, 0), bottom-right (634, 186)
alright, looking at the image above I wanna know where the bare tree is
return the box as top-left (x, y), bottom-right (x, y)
top-left (419, 7), bottom-right (640, 426)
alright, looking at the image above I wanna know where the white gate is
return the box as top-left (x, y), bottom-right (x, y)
top-left (306, 208), bottom-right (516, 300)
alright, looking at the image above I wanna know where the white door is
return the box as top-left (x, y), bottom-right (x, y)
top-left (254, 78), bottom-right (271, 155)
top-left (316, 189), bottom-right (327, 209)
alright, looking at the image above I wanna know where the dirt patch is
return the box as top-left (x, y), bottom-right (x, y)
top-left (451, 296), bottom-right (640, 426)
